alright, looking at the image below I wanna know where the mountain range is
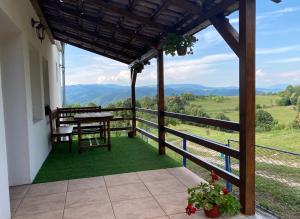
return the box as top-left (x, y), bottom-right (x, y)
top-left (66, 84), bottom-right (287, 106)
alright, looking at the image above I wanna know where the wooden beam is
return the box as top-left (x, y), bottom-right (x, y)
top-left (210, 15), bottom-right (240, 57)
top-left (30, 0), bottom-right (55, 43)
top-left (50, 21), bottom-right (144, 54)
top-left (54, 31), bottom-right (137, 60)
top-left (131, 68), bottom-right (137, 136)
top-left (42, 3), bottom-right (157, 46)
top-left (179, 0), bottom-right (238, 35)
top-left (239, 0), bottom-right (256, 215)
top-left (157, 49), bottom-right (165, 155)
top-left (55, 37), bottom-right (130, 64)
top-left (89, 0), bottom-right (168, 30)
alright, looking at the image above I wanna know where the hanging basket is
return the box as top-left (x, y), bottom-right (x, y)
top-left (177, 46), bottom-right (187, 56)
top-left (204, 205), bottom-right (221, 218)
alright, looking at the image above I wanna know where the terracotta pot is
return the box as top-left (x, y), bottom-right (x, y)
top-left (177, 46), bottom-right (187, 56)
top-left (204, 205), bottom-right (221, 218)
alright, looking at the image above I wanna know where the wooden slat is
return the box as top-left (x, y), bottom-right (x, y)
top-left (164, 127), bottom-right (240, 159)
top-left (136, 117), bottom-right (158, 128)
top-left (157, 49), bottom-right (165, 155)
top-left (239, 0), bottom-right (256, 215)
top-left (102, 107), bottom-right (132, 111)
top-left (89, 0), bottom-right (168, 30)
top-left (136, 128), bottom-right (159, 142)
top-left (55, 38), bottom-right (130, 64)
top-left (136, 107), bottom-right (157, 115)
top-left (164, 141), bottom-right (240, 186)
top-left (164, 111), bottom-right (240, 131)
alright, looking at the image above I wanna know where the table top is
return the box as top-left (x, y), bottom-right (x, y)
top-left (74, 112), bottom-right (114, 120)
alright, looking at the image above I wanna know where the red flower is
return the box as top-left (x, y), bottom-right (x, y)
top-left (186, 204), bottom-right (197, 215)
top-left (211, 170), bottom-right (219, 182)
top-left (223, 188), bottom-right (229, 195)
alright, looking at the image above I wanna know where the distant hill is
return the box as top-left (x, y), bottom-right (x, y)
top-left (66, 84), bottom-right (287, 106)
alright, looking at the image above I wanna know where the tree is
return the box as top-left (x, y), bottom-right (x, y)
top-left (255, 110), bottom-right (278, 131)
top-left (297, 96), bottom-right (300, 112)
top-left (276, 96), bottom-right (291, 106)
top-left (87, 102), bottom-right (97, 107)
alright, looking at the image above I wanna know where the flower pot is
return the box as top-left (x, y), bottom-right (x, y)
top-left (177, 46), bottom-right (187, 56)
top-left (204, 205), bottom-right (221, 218)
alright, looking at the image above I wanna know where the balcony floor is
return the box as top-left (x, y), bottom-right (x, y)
top-left (10, 167), bottom-right (268, 219)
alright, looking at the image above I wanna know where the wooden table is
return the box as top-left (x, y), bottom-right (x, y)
top-left (74, 112), bottom-right (114, 152)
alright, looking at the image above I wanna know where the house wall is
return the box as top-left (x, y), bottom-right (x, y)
top-left (0, 3), bottom-right (62, 218)
top-left (0, 53), bottom-right (11, 219)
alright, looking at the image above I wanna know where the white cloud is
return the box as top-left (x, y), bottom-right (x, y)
top-left (256, 69), bottom-right (267, 78)
top-left (278, 70), bottom-right (300, 79)
top-left (230, 6), bottom-right (300, 24)
top-left (257, 45), bottom-right (300, 55)
top-left (266, 57), bottom-right (300, 64)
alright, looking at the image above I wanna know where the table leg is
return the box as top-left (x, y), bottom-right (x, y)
top-left (107, 121), bottom-right (111, 151)
top-left (78, 122), bottom-right (82, 153)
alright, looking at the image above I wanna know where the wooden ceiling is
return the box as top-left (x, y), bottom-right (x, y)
top-left (36, 0), bottom-right (239, 64)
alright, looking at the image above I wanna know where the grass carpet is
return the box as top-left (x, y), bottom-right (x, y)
top-left (33, 137), bottom-right (180, 183)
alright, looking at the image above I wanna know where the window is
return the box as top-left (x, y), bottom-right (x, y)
top-left (29, 45), bottom-right (43, 123)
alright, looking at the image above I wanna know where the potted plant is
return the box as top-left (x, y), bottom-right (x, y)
top-left (163, 33), bottom-right (198, 56)
top-left (186, 171), bottom-right (241, 218)
top-left (133, 63), bottom-right (144, 73)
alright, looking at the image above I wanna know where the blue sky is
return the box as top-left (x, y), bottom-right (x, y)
top-left (65, 0), bottom-right (300, 88)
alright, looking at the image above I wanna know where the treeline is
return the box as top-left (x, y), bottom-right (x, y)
top-left (277, 85), bottom-right (300, 107)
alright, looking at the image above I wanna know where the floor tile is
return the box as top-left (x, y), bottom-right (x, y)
top-left (63, 202), bottom-right (115, 219)
top-left (145, 178), bottom-right (187, 195)
top-left (15, 193), bottom-right (65, 216)
top-left (13, 210), bottom-right (63, 219)
top-left (112, 196), bottom-right (165, 219)
top-left (169, 212), bottom-right (207, 219)
top-left (65, 188), bottom-right (110, 209)
top-left (27, 181), bottom-right (68, 197)
top-left (155, 192), bottom-right (188, 215)
top-left (104, 172), bottom-right (141, 187)
top-left (68, 176), bottom-right (105, 191)
top-left (138, 169), bottom-right (175, 183)
top-left (107, 182), bottom-right (151, 201)
top-left (10, 185), bottom-right (30, 200)
top-left (167, 167), bottom-right (206, 187)
top-left (10, 198), bottom-right (22, 216)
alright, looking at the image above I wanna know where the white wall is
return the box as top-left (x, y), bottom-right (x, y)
top-left (0, 0), bottom-right (63, 188)
top-left (0, 50), bottom-right (11, 219)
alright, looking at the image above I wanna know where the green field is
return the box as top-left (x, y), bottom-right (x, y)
top-left (189, 95), bottom-right (297, 125)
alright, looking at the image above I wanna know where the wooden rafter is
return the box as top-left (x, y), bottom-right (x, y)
top-left (55, 34), bottom-right (136, 61)
top-left (49, 19), bottom-right (144, 54)
top-left (41, 3), bottom-right (157, 46)
top-left (89, 0), bottom-right (168, 30)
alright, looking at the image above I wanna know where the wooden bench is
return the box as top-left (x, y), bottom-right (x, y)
top-left (49, 109), bottom-right (73, 152)
top-left (56, 107), bottom-right (104, 136)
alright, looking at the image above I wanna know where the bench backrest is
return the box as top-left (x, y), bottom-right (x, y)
top-left (56, 106), bottom-right (102, 126)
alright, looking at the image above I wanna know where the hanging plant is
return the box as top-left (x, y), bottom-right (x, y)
top-left (132, 62), bottom-right (144, 73)
top-left (163, 33), bottom-right (198, 56)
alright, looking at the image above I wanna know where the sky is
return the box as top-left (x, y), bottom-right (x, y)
top-left (65, 0), bottom-right (300, 88)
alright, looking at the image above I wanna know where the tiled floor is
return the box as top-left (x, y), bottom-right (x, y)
top-left (9, 167), bottom-right (268, 219)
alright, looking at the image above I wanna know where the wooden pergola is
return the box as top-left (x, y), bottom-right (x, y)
top-left (31, 0), bottom-right (267, 215)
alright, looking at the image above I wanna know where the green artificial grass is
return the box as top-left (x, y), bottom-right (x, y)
top-left (33, 136), bottom-right (180, 183)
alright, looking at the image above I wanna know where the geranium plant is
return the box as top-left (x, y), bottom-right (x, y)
top-left (163, 33), bottom-right (198, 56)
top-left (186, 171), bottom-right (241, 218)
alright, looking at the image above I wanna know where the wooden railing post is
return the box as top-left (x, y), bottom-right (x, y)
top-left (157, 49), bottom-right (165, 155)
top-left (130, 67), bottom-right (137, 137)
top-left (239, 0), bottom-right (256, 215)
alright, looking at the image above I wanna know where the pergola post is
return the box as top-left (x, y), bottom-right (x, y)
top-left (130, 67), bottom-right (137, 137)
top-left (157, 49), bottom-right (165, 155)
top-left (239, 0), bottom-right (256, 215)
